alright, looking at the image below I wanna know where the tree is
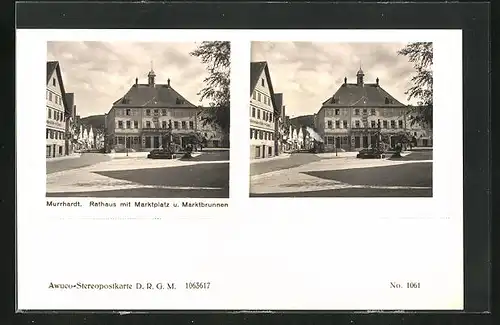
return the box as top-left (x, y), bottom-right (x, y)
top-left (398, 42), bottom-right (433, 128)
top-left (190, 41), bottom-right (230, 136)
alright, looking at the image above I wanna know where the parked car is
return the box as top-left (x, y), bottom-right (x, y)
top-left (147, 149), bottom-right (176, 159)
top-left (356, 148), bottom-right (386, 159)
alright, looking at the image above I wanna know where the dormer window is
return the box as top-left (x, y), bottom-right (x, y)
top-left (261, 78), bottom-right (265, 87)
top-left (52, 78), bottom-right (56, 86)
top-left (385, 97), bottom-right (390, 104)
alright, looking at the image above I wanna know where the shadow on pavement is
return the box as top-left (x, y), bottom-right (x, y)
top-left (304, 162), bottom-right (432, 187)
top-left (47, 187), bottom-right (229, 198)
top-left (94, 162), bottom-right (229, 189)
top-left (250, 187), bottom-right (432, 197)
top-left (180, 150), bottom-right (230, 162)
top-left (388, 150), bottom-right (433, 161)
top-left (250, 153), bottom-right (322, 176)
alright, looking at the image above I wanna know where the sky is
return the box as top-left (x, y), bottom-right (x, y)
top-left (47, 41), bottom-right (209, 118)
top-left (251, 42), bottom-right (420, 118)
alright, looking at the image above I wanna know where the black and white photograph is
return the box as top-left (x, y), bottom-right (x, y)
top-left (249, 42), bottom-right (433, 197)
top-left (45, 41), bottom-right (230, 198)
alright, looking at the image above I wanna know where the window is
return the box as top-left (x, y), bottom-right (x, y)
top-left (146, 121), bottom-right (151, 128)
top-left (154, 109), bottom-right (159, 115)
top-left (257, 109), bottom-right (260, 119)
top-left (59, 146), bottom-right (62, 155)
top-left (134, 121), bottom-right (138, 128)
top-left (355, 120), bottom-right (360, 128)
top-left (252, 91), bottom-right (256, 100)
top-left (371, 109), bottom-right (376, 116)
top-left (252, 107), bottom-right (256, 117)
top-left (270, 133), bottom-right (273, 141)
top-left (189, 121), bottom-right (194, 129)
top-left (391, 120), bottom-right (396, 128)
top-left (250, 129), bottom-right (253, 139)
top-left (383, 120), bottom-right (388, 128)
top-left (48, 109), bottom-right (52, 119)
top-left (371, 120), bottom-right (376, 128)
top-left (46, 129), bottom-right (49, 139)
top-left (126, 109), bottom-right (130, 116)
top-left (335, 120), bottom-right (340, 128)
top-left (398, 120), bottom-right (403, 128)
top-left (257, 93), bottom-right (261, 102)
top-left (126, 121), bottom-right (131, 128)
top-left (261, 78), bottom-right (265, 87)
top-left (385, 97), bottom-right (390, 104)
top-left (264, 132), bottom-right (267, 140)
top-left (355, 109), bottom-right (360, 115)
top-left (327, 120), bottom-right (332, 128)
top-left (363, 109), bottom-right (367, 115)
top-left (162, 121), bottom-right (167, 128)
top-left (343, 120), bottom-right (348, 128)
top-left (181, 121), bottom-right (186, 129)
top-left (52, 78), bottom-right (56, 86)
top-left (118, 121), bottom-right (123, 128)
top-left (162, 109), bottom-right (167, 116)
top-left (335, 109), bottom-right (340, 115)
top-left (146, 109), bottom-right (151, 116)
top-left (259, 130), bottom-right (263, 140)
top-left (49, 92), bottom-right (52, 101)
top-left (174, 121), bottom-right (179, 129)
top-left (54, 111), bottom-right (58, 121)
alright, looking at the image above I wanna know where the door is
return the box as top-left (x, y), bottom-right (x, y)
top-left (354, 136), bottom-right (360, 148)
top-left (262, 145), bottom-right (266, 158)
top-left (126, 136), bottom-right (132, 149)
top-left (145, 136), bottom-right (151, 148)
top-left (213, 140), bottom-right (219, 148)
top-left (154, 136), bottom-right (160, 148)
top-left (255, 146), bottom-right (260, 159)
top-left (336, 137), bottom-right (341, 149)
top-left (362, 136), bottom-right (369, 148)
top-left (52, 144), bottom-right (56, 157)
top-left (46, 145), bottom-right (51, 158)
top-left (390, 136), bottom-right (397, 148)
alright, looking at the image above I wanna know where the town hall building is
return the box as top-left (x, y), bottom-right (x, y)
top-left (315, 68), bottom-right (432, 151)
top-left (106, 68), bottom-right (224, 151)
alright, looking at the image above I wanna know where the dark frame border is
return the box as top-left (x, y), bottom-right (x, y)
top-left (8, 1), bottom-right (491, 324)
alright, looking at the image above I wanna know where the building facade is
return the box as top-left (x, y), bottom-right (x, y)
top-left (106, 69), bottom-right (203, 151)
top-left (46, 61), bottom-right (71, 158)
top-left (315, 68), bottom-right (432, 152)
top-left (250, 61), bottom-right (279, 159)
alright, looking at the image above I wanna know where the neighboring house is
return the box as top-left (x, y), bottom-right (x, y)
top-left (249, 61), bottom-right (279, 159)
top-left (46, 61), bottom-right (71, 158)
top-left (315, 68), bottom-right (432, 152)
top-left (196, 107), bottom-right (227, 148)
top-left (106, 68), bottom-right (199, 151)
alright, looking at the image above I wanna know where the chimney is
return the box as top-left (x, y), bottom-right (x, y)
top-left (376, 77), bottom-right (379, 86)
top-left (344, 77), bottom-right (347, 84)
top-left (135, 77), bottom-right (138, 86)
top-left (167, 78), bottom-right (171, 87)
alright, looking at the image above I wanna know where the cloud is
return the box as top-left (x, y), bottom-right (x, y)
top-left (251, 42), bottom-right (421, 118)
top-left (47, 41), bottom-right (210, 117)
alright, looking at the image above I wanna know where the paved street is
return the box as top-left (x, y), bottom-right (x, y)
top-left (46, 151), bottom-right (229, 198)
top-left (47, 153), bottom-right (112, 174)
top-left (250, 150), bottom-right (433, 197)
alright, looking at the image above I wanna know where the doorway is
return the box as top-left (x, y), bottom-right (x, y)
top-left (154, 136), bottom-right (160, 148)
top-left (362, 136), bottom-right (368, 148)
top-left (354, 136), bottom-right (360, 148)
top-left (145, 136), bottom-right (151, 148)
top-left (262, 145), bottom-right (266, 158)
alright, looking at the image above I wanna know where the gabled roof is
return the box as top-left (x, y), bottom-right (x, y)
top-left (321, 83), bottom-right (405, 107)
top-left (250, 61), bottom-right (279, 115)
top-left (47, 61), bottom-right (70, 115)
top-left (113, 83), bottom-right (197, 108)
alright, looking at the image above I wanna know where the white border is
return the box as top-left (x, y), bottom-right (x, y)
top-left (17, 29), bottom-right (463, 310)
